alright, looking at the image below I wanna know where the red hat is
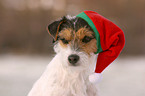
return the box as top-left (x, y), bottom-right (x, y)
top-left (77, 11), bottom-right (125, 74)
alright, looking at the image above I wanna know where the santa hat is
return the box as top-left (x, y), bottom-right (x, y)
top-left (76, 11), bottom-right (125, 83)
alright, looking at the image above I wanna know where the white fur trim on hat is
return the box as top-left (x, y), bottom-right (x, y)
top-left (89, 73), bottom-right (102, 84)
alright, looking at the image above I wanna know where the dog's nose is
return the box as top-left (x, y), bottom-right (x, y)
top-left (68, 54), bottom-right (79, 65)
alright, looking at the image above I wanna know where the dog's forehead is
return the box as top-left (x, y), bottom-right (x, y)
top-left (59, 28), bottom-right (93, 40)
top-left (59, 17), bottom-right (94, 40)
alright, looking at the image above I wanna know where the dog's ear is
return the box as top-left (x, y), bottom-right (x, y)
top-left (47, 16), bottom-right (67, 42)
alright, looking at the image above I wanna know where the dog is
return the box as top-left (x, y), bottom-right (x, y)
top-left (27, 15), bottom-right (99, 96)
top-left (27, 10), bottom-right (125, 96)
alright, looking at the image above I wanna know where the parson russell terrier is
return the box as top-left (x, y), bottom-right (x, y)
top-left (27, 11), bottom-right (125, 96)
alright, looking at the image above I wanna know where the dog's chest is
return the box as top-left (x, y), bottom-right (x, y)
top-left (43, 73), bottom-right (87, 95)
top-left (48, 80), bottom-right (89, 96)
top-left (41, 71), bottom-right (97, 96)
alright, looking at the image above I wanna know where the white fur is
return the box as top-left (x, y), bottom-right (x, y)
top-left (28, 43), bottom-right (99, 96)
top-left (66, 15), bottom-right (76, 20)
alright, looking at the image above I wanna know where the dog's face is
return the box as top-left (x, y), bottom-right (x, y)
top-left (48, 16), bottom-right (97, 70)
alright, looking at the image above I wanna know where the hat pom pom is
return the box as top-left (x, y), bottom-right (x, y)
top-left (89, 73), bottom-right (102, 84)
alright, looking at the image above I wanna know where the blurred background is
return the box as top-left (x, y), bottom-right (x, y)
top-left (0, 0), bottom-right (145, 96)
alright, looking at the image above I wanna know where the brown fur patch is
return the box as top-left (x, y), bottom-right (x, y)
top-left (58, 28), bottom-right (72, 48)
top-left (58, 27), bottom-right (97, 55)
top-left (59, 40), bottom-right (67, 48)
top-left (75, 28), bottom-right (97, 55)
top-left (79, 39), bottom-right (97, 55)
top-left (59, 28), bottom-right (72, 40)
top-left (76, 27), bottom-right (94, 39)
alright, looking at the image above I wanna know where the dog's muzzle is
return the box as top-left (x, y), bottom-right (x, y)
top-left (68, 54), bottom-right (79, 66)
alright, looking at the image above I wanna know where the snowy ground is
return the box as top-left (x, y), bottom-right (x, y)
top-left (0, 54), bottom-right (145, 96)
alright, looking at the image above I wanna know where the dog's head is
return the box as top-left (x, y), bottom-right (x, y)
top-left (48, 16), bottom-right (97, 70)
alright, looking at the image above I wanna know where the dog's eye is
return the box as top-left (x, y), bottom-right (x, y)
top-left (82, 36), bottom-right (92, 43)
top-left (61, 38), bottom-right (69, 44)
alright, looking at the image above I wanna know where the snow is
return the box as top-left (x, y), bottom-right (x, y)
top-left (0, 54), bottom-right (145, 96)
